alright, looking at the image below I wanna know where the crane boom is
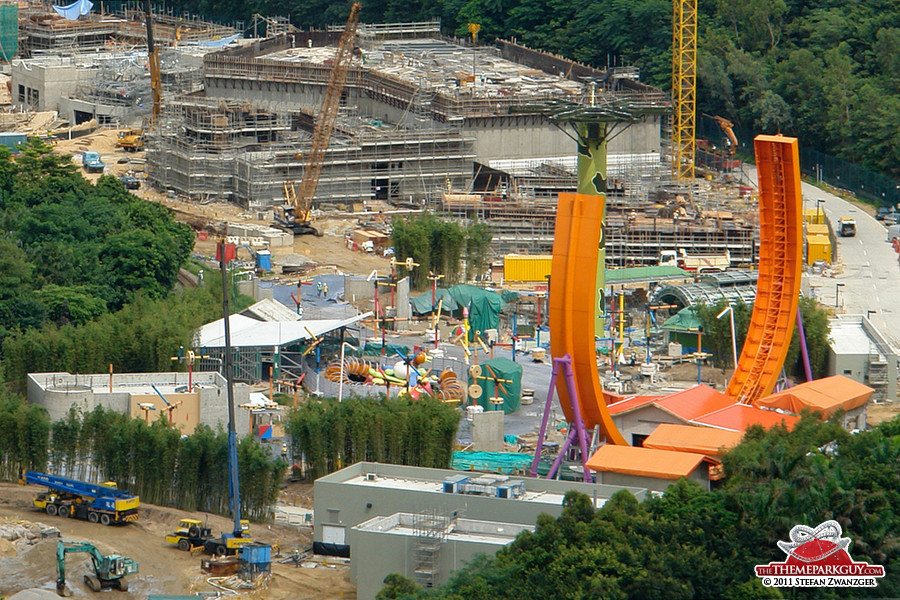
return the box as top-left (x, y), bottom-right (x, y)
top-left (295, 2), bottom-right (361, 211)
top-left (143, 0), bottom-right (161, 121)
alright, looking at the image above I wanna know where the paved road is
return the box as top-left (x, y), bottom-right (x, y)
top-left (744, 164), bottom-right (900, 348)
top-left (798, 184), bottom-right (900, 348)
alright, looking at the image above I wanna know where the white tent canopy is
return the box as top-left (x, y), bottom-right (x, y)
top-left (195, 312), bottom-right (372, 349)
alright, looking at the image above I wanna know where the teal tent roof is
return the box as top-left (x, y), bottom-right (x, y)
top-left (661, 306), bottom-right (703, 332)
top-left (606, 265), bottom-right (690, 282)
top-left (409, 288), bottom-right (459, 314)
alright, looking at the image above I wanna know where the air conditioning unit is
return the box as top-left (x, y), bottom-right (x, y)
top-left (365, 473), bottom-right (377, 481)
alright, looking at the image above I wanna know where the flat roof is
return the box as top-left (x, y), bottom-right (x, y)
top-left (264, 38), bottom-right (585, 101)
top-left (319, 462), bottom-right (648, 505)
top-left (642, 423), bottom-right (744, 457)
top-left (829, 317), bottom-right (878, 354)
top-left (197, 312), bottom-right (372, 348)
top-left (354, 513), bottom-right (533, 545)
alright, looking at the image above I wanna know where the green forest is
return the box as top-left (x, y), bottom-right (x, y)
top-left (166, 0), bottom-right (900, 183)
top-left (378, 415), bottom-right (900, 599)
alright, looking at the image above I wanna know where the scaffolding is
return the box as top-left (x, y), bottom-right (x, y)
top-left (19, 2), bottom-right (236, 57)
top-left (147, 95), bottom-right (475, 206)
top-left (412, 509), bottom-right (451, 590)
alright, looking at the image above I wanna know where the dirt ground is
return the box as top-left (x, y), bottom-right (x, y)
top-left (0, 482), bottom-right (354, 599)
top-left (52, 129), bottom-right (392, 278)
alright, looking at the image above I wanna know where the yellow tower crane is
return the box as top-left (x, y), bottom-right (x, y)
top-left (671, 0), bottom-right (698, 181)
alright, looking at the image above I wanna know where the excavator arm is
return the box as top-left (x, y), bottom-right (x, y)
top-left (57, 541), bottom-right (103, 593)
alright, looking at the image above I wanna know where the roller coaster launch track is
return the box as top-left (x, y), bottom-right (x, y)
top-left (549, 192), bottom-right (627, 445)
top-left (725, 135), bottom-right (803, 403)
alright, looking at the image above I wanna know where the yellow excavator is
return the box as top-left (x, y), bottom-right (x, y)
top-left (116, 127), bottom-right (143, 151)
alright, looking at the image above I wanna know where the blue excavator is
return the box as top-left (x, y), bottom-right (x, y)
top-left (56, 540), bottom-right (138, 595)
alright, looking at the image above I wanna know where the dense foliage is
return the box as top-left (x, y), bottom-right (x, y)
top-left (379, 415), bottom-right (900, 599)
top-left (0, 139), bottom-right (193, 341)
top-left (168, 0), bottom-right (900, 181)
top-left (0, 392), bottom-right (50, 480)
top-left (392, 213), bottom-right (492, 288)
top-left (286, 395), bottom-right (459, 480)
top-left (695, 296), bottom-right (830, 378)
top-left (2, 282), bottom-right (229, 391)
top-left (3, 398), bottom-right (284, 520)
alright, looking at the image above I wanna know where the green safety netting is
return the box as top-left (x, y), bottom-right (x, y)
top-left (0, 5), bottom-right (16, 62)
top-left (468, 356), bottom-right (522, 414)
top-left (451, 451), bottom-right (534, 474)
top-left (661, 306), bottom-right (703, 332)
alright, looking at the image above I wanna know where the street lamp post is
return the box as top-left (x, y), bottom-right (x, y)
top-left (716, 305), bottom-right (738, 370)
top-left (835, 282), bottom-right (845, 308)
top-left (338, 342), bottom-right (358, 402)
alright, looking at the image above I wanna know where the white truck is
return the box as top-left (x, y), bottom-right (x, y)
top-left (838, 217), bottom-right (856, 237)
top-left (660, 249), bottom-right (730, 272)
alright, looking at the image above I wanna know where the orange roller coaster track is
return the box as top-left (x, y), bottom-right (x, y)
top-left (549, 192), bottom-right (627, 445)
top-left (725, 135), bottom-right (803, 403)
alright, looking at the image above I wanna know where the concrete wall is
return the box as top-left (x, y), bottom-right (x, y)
top-left (11, 60), bottom-right (89, 112)
top-left (597, 468), bottom-right (709, 494)
top-left (313, 462), bottom-right (646, 544)
top-left (612, 405), bottom-right (687, 445)
top-left (58, 96), bottom-right (129, 127)
top-left (350, 515), bottom-right (527, 600)
top-left (27, 372), bottom-right (250, 437)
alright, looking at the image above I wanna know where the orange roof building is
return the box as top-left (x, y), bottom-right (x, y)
top-left (754, 376), bottom-right (872, 430)
top-left (586, 444), bottom-right (714, 493)
top-left (642, 423), bottom-right (744, 457)
top-left (692, 403), bottom-right (800, 431)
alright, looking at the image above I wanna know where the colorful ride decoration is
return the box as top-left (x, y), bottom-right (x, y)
top-left (323, 354), bottom-right (464, 403)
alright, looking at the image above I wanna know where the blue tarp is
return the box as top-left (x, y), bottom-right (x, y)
top-left (53, 0), bottom-right (92, 20)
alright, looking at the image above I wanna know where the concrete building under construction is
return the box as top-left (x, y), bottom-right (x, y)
top-left (145, 21), bottom-right (665, 209)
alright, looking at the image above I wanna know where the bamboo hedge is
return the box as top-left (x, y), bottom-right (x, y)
top-left (287, 395), bottom-right (460, 480)
top-left (1, 396), bottom-right (283, 521)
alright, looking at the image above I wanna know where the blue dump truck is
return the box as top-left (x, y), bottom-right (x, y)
top-left (20, 470), bottom-right (139, 525)
top-left (82, 150), bottom-right (105, 173)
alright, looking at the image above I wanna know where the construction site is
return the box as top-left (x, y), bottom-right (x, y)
top-left (3, 1), bottom-right (900, 599)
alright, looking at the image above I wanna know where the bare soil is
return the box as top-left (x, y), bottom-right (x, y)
top-left (0, 483), bottom-right (354, 599)
top-left (53, 130), bottom-right (391, 277)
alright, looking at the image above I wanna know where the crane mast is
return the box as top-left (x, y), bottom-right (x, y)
top-left (295, 2), bottom-right (361, 214)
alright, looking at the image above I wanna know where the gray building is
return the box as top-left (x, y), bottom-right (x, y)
top-left (313, 462), bottom-right (646, 550)
top-left (828, 314), bottom-right (897, 403)
top-left (27, 371), bottom-right (251, 437)
top-left (350, 512), bottom-right (533, 599)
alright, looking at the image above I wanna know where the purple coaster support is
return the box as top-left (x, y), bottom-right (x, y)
top-left (546, 427), bottom-right (576, 479)
top-left (529, 354), bottom-right (594, 483)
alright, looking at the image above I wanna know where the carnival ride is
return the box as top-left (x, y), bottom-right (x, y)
top-left (533, 133), bottom-right (804, 480)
